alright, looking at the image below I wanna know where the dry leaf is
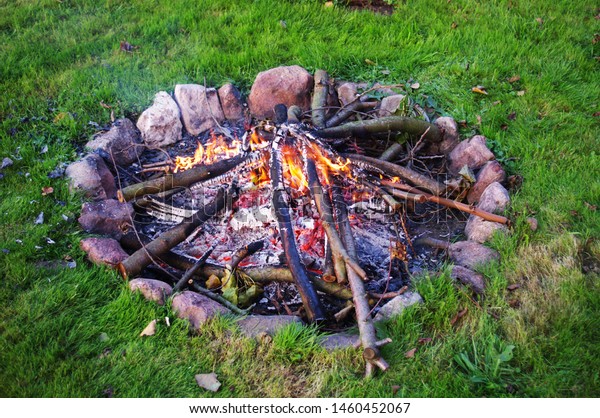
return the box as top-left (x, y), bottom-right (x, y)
top-left (593, 111), bottom-right (600, 117)
top-left (507, 284), bottom-right (521, 291)
top-left (120, 40), bottom-right (137, 52)
top-left (34, 212), bottom-right (44, 225)
top-left (476, 115), bottom-right (482, 125)
top-left (404, 348), bottom-right (417, 358)
top-left (508, 111), bottom-right (517, 120)
top-left (40, 145), bottom-right (48, 154)
top-left (451, 21), bottom-right (458, 29)
top-left (41, 186), bottom-right (54, 196)
top-left (195, 373), bottom-right (221, 392)
top-left (410, 82), bottom-right (420, 90)
top-left (99, 101), bottom-right (112, 109)
top-left (472, 86), bottom-right (488, 95)
top-left (535, 17), bottom-right (543, 25)
top-left (139, 319), bottom-right (157, 337)
top-left (418, 337), bottom-right (433, 344)
top-left (324, 1), bottom-right (334, 7)
top-left (392, 385), bottom-right (401, 395)
top-left (450, 307), bottom-right (468, 326)
top-left (493, 100), bottom-right (501, 106)
top-left (517, 90), bottom-right (525, 96)
top-left (584, 202), bottom-right (597, 211)
top-left (364, 59), bottom-right (376, 66)
top-left (205, 274), bottom-right (221, 289)
top-left (508, 75), bottom-right (521, 83)
top-left (501, 124), bottom-right (509, 131)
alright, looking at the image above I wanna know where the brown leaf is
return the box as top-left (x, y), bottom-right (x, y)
top-left (195, 373), bottom-right (221, 392)
top-left (205, 274), bottom-right (221, 289)
top-left (451, 22), bottom-right (458, 29)
top-left (501, 124), bottom-right (508, 131)
top-left (472, 86), bottom-right (488, 95)
top-left (508, 111), bottom-right (517, 120)
top-left (392, 385), bottom-right (401, 396)
top-left (404, 347), bottom-right (417, 358)
top-left (535, 17), bottom-right (543, 25)
top-left (41, 186), bottom-right (54, 196)
top-left (508, 75), bottom-right (521, 83)
top-left (139, 319), bottom-right (157, 337)
top-left (99, 101), bottom-right (112, 109)
top-left (418, 337), bottom-right (433, 344)
top-left (593, 111), bottom-right (600, 117)
top-left (507, 284), bottom-right (521, 291)
top-left (458, 120), bottom-right (468, 128)
top-left (476, 115), bottom-right (482, 125)
top-left (410, 82), bottom-right (420, 90)
top-left (570, 210), bottom-right (580, 217)
top-left (517, 90), bottom-right (525, 96)
top-left (593, 34), bottom-right (600, 45)
top-left (508, 299), bottom-right (521, 308)
top-left (120, 40), bottom-right (138, 52)
top-left (584, 202), bottom-right (597, 211)
top-left (450, 307), bottom-right (468, 326)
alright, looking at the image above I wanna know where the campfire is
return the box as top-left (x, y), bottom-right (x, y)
top-left (72, 67), bottom-right (512, 377)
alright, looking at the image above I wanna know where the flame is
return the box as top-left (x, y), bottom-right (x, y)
top-left (282, 146), bottom-right (308, 191)
top-left (174, 132), bottom-right (243, 173)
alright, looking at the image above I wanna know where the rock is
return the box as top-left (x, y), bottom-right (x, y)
top-left (465, 217), bottom-right (510, 243)
top-left (378, 94), bottom-right (406, 117)
top-left (248, 65), bottom-right (313, 119)
top-left (319, 333), bottom-right (359, 352)
top-left (136, 91), bottom-right (182, 147)
top-left (65, 153), bottom-right (117, 200)
top-left (448, 135), bottom-right (495, 174)
top-left (236, 315), bottom-right (302, 338)
top-left (78, 199), bottom-right (134, 238)
top-left (467, 161), bottom-right (506, 204)
top-left (476, 181), bottom-right (511, 213)
top-left (85, 118), bottom-right (143, 166)
top-left (174, 84), bottom-right (225, 136)
top-left (171, 291), bottom-right (229, 330)
top-left (448, 240), bottom-right (500, 269)
top-left (450, 265), bottom-right (486, 294)
top-left (374, 291), bottom-right (423, 322)
top-left (80, 237), bottom-right (129, 267)
top-left (465, 182), bottom-right (511, 242)
top-left (129, 278), bottom-right (173, 305)
top-left (218, 83), bottom-right (245, 121)
top-left (427, 116), bottom-right (459, 156)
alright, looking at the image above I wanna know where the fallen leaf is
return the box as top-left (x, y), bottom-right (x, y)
top-left (472, 86), bottom-right (488, 95)
top-left (593, 34), bottom-right (600, 45)
top-left (392, 385), bottom-right (401, 396)
top-left (508, 111), bottom-right (517, 120)
top-left (476, 115), bottom-right (482, 125)
top-left (206, 274), bottom-right (221, 289)
top-left (593, 111), bottom-right (600, 117)
top-left (517, 90), bottom-right (525, 96)
top-left (195, 373), bottom-right (221, 392)
top-left (120, 40), bottom-right (137, 52)
top-left (508, 299), bottom-right (521, 308)
top-left (458, 120), bottom-right (468, 128)
top-left (110, 110), bottom-right (115, 122)
top-left (140, 319), bottom-right (157, 337)
top-left (404, 348), bottom-right (417, 358)
top-left (507, 284), bottom-right (521, 291)
top-left (570, 210), bottom-right (580, 217)
top-left (364, 58), bottom-right (376, 65)
top-left (451, 21), bottom-right (458, 29)
top-left (450, 307), bottom-right (468, 326)
top-left (41, 186), bottom-right (54, 196)
top-left (410, 82), bottom-right (420, 90)
top-left (34, 212), bottom-right (44, 225)
top-left (380, 69), bottom-right (391, 75)
top-left (508, 75), bottom-right (521, 83)
top-left (418, 337), bottom-right (433, 344)
top-left (1, 157), bottom-right (13, 169)
top-left (40, 145), bottom-right (48, 154)
top-left (535, 17), bottom-right (543, 25)
top-left (584, 202), bottom-right (597, 211)
top-left (324, 1), bottom-right (334, 7)
top-left (493, 100), bottom-right (501, 106)
top-left (99, 101), bottom-right (112, 109)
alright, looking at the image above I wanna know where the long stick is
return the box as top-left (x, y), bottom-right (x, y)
top-left (324, 100), bottom-right (377, 128)
top-left (270, 129), bottom-right (326, 323)
top-left (117, 186), bottom-right (230, 279)
top-left (331, 182), bottom-right (358, 260)
top-left (311, 70), bottom-right (329, 128)
top-left (117, 154), bottom-right (247, 202)
top-left (173, 245), bottom-right (215, 292)
top-left (346, 153), bottom-right (446, 196)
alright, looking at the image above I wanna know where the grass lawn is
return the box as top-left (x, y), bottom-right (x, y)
top-left (0, 0), bottom-right (598, 397)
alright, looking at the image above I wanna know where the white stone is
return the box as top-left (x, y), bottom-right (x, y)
top-left (374, 291), bottom-right (423, 321)
top-left (136, 91), bottom-right (182, 147)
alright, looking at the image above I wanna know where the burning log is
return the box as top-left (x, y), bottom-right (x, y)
top-left (117, 154), bottom-right (248, 202)
top-left (311, 70), bottom-right (329, 129)
top-left (117, 185), bottom-right (231, 279)
top-left (270, 129), bottom-right (326, 323)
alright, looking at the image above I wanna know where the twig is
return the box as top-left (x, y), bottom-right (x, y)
top-left (173, 245), bottom-right (215, 292)
top-left (191, 282), bottom-right (249, 315)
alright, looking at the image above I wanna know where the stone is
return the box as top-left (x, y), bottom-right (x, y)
top-left (80, 237), bottom-right (129, 267)
top-left (378, 94), bottom-right (406, 117)
top-left (450, 265), bottom-right (486, 294)
top-left (465, 182), bottom-right (511, 243)
top-left (448, 240), bottom-right (500, 269)
top-left (174, 84), bottom-right (225, 136)
top-left (374, 291), bottom-right (423, 322)
top-left (218, 83), bottom-right (245, 121)
top-left (65, 153), bottom-right (117, 200)
top-left (465, 217), bottom-right (509, 243)
top-left (476, 181), bottom-right (511, 213)
top-left (427, 116), bottom-right (459, 156)
top-left (85, 118), bottom-right (143, 166)
top-left (129, 278), bottom-right (173, 305)
top-left (448, 135), bottom-right (495, 174)
top-left (236, 315), bottom-right (302, 338)
top-left (319, 333), bottom-right (359, 352)
top-left (136, 91), bottom-right (182, 147)
top-left (467, 161), bottom-right (506, 204)
top-left (171, 291), bottom-right (229, 330)
top-left (248, 65), bottom-right (313, 119)
top-left (78, 199), bottom-right (133, 238)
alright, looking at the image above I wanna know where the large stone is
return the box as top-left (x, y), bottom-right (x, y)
top-left (465, 217), bottom-right (510, 243)
top-left (378, 94), bottom-right (406, 117)
top-left (129, 278), bottom-right (173, 305)
top-left (476, 181), bottom-right (511, 213)
top-left (428, 116), bottom-right (459, 156)
top-left (218, 83), bottom-right (245, 121)
top-left (467, 161), bottom-right (506, 204)
top-left (465, 182), bottom-right (511, 243)
top-left (174, 84), bottom-right (225, 136)
top-left (136, 91), bottom-right (182, 147)
top-left (448, 240), bottom-right (500, 269)
top-left (80, 237), bottom-right (128, 267)
top-left (374, 291), bottom-right (423, 322)
top-left (65, 153), bottom-right (117, 200)
top-left (319, 333), bottom-right (359, 352)
top-left (248, 66), bottom-right (313, 119)
top-left (171, 291), bottom-right (229, 330)
top-left (448, 135), bottom-right (495, 174)
top-left (236, 315), bottom-right (302, 338)
top-left (78, 199), bottom-right (133, 238)
top-left (450, 265), bottom-right (486, 294)
top-left (85, 118), bottom-right (143, 166)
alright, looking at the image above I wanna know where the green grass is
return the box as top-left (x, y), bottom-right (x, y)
top-left (1, 0), bottom-right (599, 397)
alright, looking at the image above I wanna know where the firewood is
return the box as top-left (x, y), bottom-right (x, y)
top-left (173, 245), bottom-right (215, 292)
top-left (331, 182), bottom-right (358, 260)
top-left (324, 100), bottom-right (377, 128)
top-left (311, 69), bottom-right (329, 128)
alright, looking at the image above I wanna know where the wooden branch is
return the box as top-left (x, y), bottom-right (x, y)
top-left (117, 186), bottom-right (230, 279)
top-left (311, 69), bottom-right (329, 128)
top-left (379, 143), bottom-right (404, 162)
top-left (191, 282), bottom-right (249, 315)
top-left (117, 154), bottom-right (247, 202)
top-left (346, 153), bottom-right (446, 196)
top-left (331, 182), bottom-right (358, 260)
top-left (315, 116), bottom-right (441, 143)
top-left (324, 99), bottom-right (377, 128)
top-left (173, 245), bottom-right (215, 292)
top-left (229, 240), bottom-right (264, 270)
top-left (270, 132), bottom-right (326, 322)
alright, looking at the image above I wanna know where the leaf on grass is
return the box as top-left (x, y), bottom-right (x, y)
top-left (195, 373), bottom-right (221, 392)
top-left (34, 212), bottom-right (44, 225)
top-left (507, 284), bottom-right (521, 291)
top-left (205, 274), bottom-right (221, 289)
top-left (1, 157), bottom-right (14, 169)
top-left (380, 69), bottom-right (391, 75)
top-left (450, 307), bottom-right (468, 326)
top-left (593, 111), bottom-right (600, 117)
top-left (410, 82), bottom-right (420, 90)
top-left (120, 40), bottom-right (138, 52)
top-left (40, 145), bottom-right (48, 154)
top-left (140, 319), bottom-right (157, 337)
top-left (508, 75), bottom-right (521, 83)
top-left (364, 59), bottom-right (376, 66)
top-left (42, 186), bottom-right (54, 196)
top-left (471, 86), bottom-right (488, 95)
top-left (418, 337), bottom-right (433, 345)
top-left (584, 202), bottom-right (597, 211)
top-left (535, 17), bottom-right (543, 25)
top-left (517, 90), bottom-right (525, 96)
top-left (451, 21), bottom-right (458, 29)
top-left (404, 348), bottom-right (417, 358)
top-left (99, 101), bottom-right (112, 109)
top-left (508, 111), bottom-right (517, 120)
top-left (392, 385), bottom-right (401, 395)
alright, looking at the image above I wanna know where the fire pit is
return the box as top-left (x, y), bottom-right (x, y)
top-left (71, 66), bottom-right (512, 377)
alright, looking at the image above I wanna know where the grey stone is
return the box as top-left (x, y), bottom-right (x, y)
top-left (476, 181), bottom-right (511, 213)
top-left (136, 91), bottom-right (182, 147)
top-left (448, 135), bottom-right (495, 174)
top-left (465, 217), bottom-right (510, 243)
top-left (378, 94), bottom-right (406, 117)
top-left (86, 118), bottom-right (143, 166)
top-left (218, 83), bottom-right (245, 121)
top-left (78, 199), bottom-right (133, 238)
top-left (320, 333), bottom-right (359, 352)
top-left (426, 116), bottom-right (459, 156)
top-left (448, 240), bottom-right (500, 269)
top-left (467, 161), bottom-right (506, 204)
top-left (465, 183), bottom-right (511, 243)
top-left (129, 278), bottom-right (173, 305)
top-left (65, 153), bottom-right (117, 200)
top-left (171, 291), bottom-right (229, 330)
top-left (174, 84), bottom-right (225, 136)
top-left (248, 66), bottom-right (313, 119)
top-left (374, 291), bottom-right (423, 322)
top-left (450, 265), bottom-right (486, 294)
top-left (236, 315), bottom-right (302, 338)
top-left (80, 237), bottom-right (129, 267)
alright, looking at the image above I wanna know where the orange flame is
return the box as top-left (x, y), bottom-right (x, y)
top-left (174, 132), bottom-right (242, 173)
